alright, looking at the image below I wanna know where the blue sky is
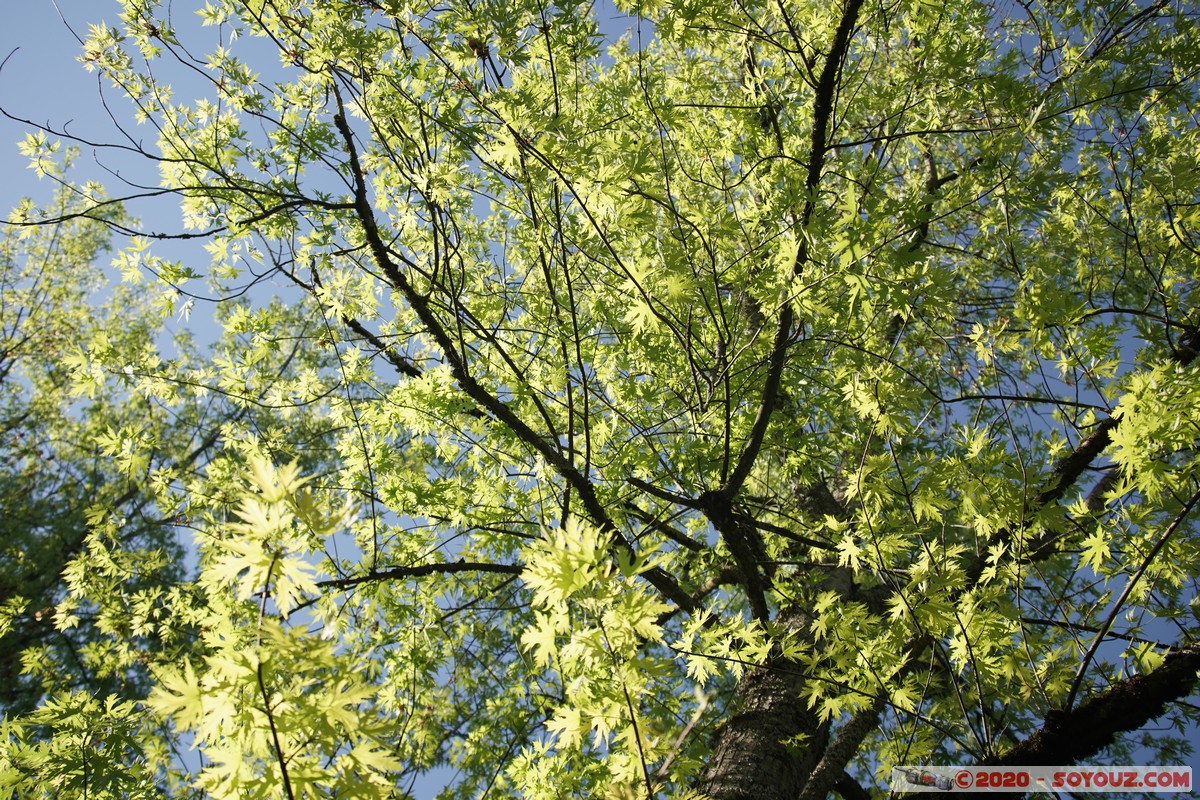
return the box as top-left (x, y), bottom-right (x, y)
top-left (2, 1), bottom-right (115, 203)
top-left (2, 1), bottom-right (239, 254)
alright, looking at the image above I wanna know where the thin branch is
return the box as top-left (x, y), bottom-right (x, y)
top-left (257, 661), bottom-right (297, 800)
top-left (623, 501), bottom-right (706, 552)
top-left (627, 476), bottom-right (701, 507)
top-left (741, 514), bottom-right (835, 552)
top-left (316, 560), bottom-right (523, 592)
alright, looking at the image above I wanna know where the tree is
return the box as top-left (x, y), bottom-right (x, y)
top-left (2, 0), bottom-right (1199, 797)
top-left (0, 159), bottom-right (352, 796)
top-left (0, 164), bottom-right (195, 714)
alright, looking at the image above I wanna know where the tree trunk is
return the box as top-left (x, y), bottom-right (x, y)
top-left (695, 651), bottom-right (828, 800)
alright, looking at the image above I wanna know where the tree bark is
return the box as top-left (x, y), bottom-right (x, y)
top-left (695, 650), bottom-right (828, 800)
top-left (988, 644), bottom-right (1200, 768)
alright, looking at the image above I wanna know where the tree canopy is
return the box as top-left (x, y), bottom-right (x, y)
top-left (2, 0), bottom-right (1199, 798)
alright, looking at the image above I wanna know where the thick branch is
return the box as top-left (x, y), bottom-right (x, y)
top-left (698, 491), bottom-right (771, 621)
top-left (797, 697), bottom-right (885, 800)
top-left (908, 644), bottom-right (1200, 800)
top-left (341, 317), bottom-right (423, 378)
top-left (988, 644), bottom-right (1200, 767)
top-left (833, 772), bottom-right (873, 800)
top-left (1034, 417), bottom-right (1120, 509)
top-left (1064, 485), bottom-right (1200, 710)
top-left (1035, 341), bottom-right (1197, 513)
top-left (722, 0), bottom-right (864, 499)
top-left (329, 87), bottom-right (694, 612)
top-left (333, 94), bottom-right (598, 519)
top-left (690, 0), bottom-right (865, 624)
